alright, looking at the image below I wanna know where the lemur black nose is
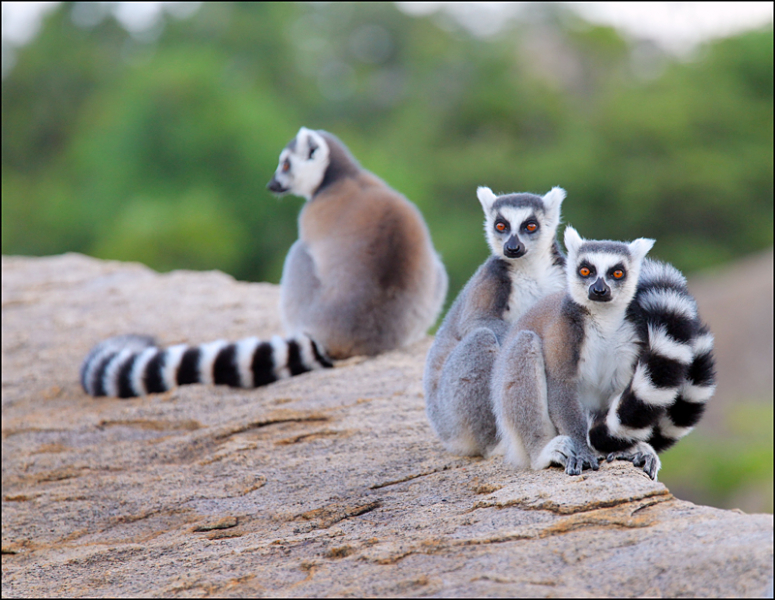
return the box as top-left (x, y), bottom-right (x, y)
top-left (504, 237), bottom-right (526, 259)
top-left (589, 278), bottom-right (611, 301)
top-left (267, 177), bottom-right (286, 193)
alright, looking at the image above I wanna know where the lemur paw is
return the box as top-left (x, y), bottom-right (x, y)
top-left (538, 436), bottom-right (601, 476)
top-left (565, 444), bottom-right (601, 476)
top-left (606, 441), bottom-right (661, 480)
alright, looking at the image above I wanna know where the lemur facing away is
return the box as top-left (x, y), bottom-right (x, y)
top-left (424, 186), bottom-right (567, 457)
top-left (81, 127), bottom-right (448, 397)
top-left (492, 227), bottom-right (716, 479)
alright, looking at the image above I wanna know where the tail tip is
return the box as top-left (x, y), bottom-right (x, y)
top-left (81, 334), bottom-right (157, 396)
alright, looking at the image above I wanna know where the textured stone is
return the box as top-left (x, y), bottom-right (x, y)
top-left (2, 254), bottom-right (772, 598)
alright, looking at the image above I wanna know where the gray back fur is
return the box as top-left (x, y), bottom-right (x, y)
top-left (276, 128), bottom-right (448, 359)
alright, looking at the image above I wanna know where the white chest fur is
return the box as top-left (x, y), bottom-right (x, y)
top-left (506, 261), bottom-right (565, 324)
top-left (577, 314), bottom-right (639, 412)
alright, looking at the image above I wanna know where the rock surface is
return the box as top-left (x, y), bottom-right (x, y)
top-left (2, 253), bottom-right (772, 598)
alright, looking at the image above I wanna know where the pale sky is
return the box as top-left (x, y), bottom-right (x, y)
top-left (2, 2), bottom-right (773, 54)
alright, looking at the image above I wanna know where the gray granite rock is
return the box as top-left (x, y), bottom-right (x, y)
top-left (2, 254), bottom-right (772, 597)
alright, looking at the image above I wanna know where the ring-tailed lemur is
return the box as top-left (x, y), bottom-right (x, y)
top-left (492, 227), bottom-right (716, 479)
top-left (491, 227), bottom-right (656, 476)
top-left (423, 186), bottom-right (567, 456)
top-left (81, 127), bottom-right (448, 397)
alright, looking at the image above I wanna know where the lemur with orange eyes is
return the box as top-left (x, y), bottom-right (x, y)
top-left (424, 186), bottom-right (567, 457)
top-left (492, 227), bottom-right (716, 479)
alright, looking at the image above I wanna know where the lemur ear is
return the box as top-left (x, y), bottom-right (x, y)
top-left (629, 238), bottom-right (655, 262)
top-left (542, 187), bottom-right (566, 215)
top-left (477, 186), bottom-right (497, 213)
top-left (297, 128), bottom-right (327, 162)
top-left (564, 226), bottom-right (583, 256)
top-left (307, 135), bottom-right (319, 159)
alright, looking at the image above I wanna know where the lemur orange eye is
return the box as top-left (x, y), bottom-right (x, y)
top-left (525, 222), bottom-right (537, 232)
top-left (495, 222), bottom-right (507, 232)
top-left (613, 270), bottom-right (624, 279)
top-left (579, 267), bottom-right (591, 277)
top-left (281, 159), bottom-right (291, 173)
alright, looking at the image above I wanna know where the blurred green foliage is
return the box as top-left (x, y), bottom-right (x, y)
top-left (660, 402), bottom-right (774, 513)
top-left (2, 2), bottom-right (773, 303)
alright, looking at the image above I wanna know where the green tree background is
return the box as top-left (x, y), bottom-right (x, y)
top-left (2, 2), bottom-right (772, 511)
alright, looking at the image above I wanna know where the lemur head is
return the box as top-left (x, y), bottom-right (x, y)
top-left (267, 127), bottom-right (331, 200)
top-left (477, 186), bottom-right (565, 263)
top-left (564, 226), bottom-right (654, 309)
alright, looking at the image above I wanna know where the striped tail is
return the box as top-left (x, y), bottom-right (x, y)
top-left (588, 259), bottom-right (716, 454)
top-left (80, 333), bottom-right (333, 398)
top-left (645, 325), bottom-right (716, 452)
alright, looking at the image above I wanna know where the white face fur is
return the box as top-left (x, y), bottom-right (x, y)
top-left (564, 226), bottom-right (654, 310)
top-left (476, 186), bottom-right (565, 263)
top-left (268, 127), bottom-right (331, 200)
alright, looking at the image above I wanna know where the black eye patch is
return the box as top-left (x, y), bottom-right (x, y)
top-left (494, 216), bottom-right (510, 233)
top-left (577, 260), bottom-right (596, 277)
top-left (608, 263), bottom-right (627, 280)
top-left (521, 215), bottom-right (539, 233)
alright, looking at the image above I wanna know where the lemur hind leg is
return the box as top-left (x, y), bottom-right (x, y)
top-left (280, 240), bottom-right (322, 334)
top-left (426, 327), bottom-right (500, 456)
top-left (492, 330), bottom-right (558, 470)
top-left (280, 240), bottom-right (365, 358)
top-left (493, 330), bottom-right (598, 475)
